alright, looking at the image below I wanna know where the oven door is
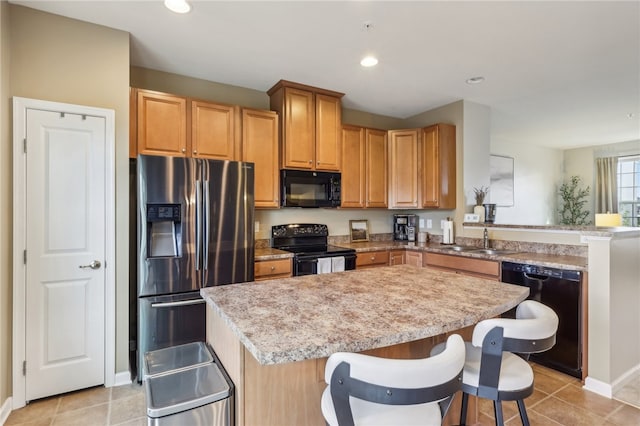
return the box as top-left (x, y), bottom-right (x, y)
top-left (294, 253), bottom-right (357, 276)
top-left (138, 291), bottom-right (206, 379)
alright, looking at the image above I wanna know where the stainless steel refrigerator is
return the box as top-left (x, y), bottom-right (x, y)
top-left (137, 154), bottom-right (254, 378)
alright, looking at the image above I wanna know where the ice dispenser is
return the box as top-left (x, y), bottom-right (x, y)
top-left (147, 204), bottom-right (181, 257)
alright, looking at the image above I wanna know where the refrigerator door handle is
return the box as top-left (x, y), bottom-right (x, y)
top-left (204, 180), bottom-right (211, 270)
top-left (195, 180), bottom-right (203, 271)
top-left (150, 298), bottom-right (206, 308)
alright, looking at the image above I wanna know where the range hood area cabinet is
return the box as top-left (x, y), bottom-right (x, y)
top-left (131, 88), bottom-right (239, 160)
top-left (268, 80), bottom-right (344, 171)
top-left (341, 125), bottom-right (388, 208)
top-left (388, 123), bottom-right (456, 209)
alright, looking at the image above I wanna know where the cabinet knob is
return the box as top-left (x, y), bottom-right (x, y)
top-left (193, 150), bottom-right (197, 155)
top-left (308, 160), bottom-right (313, 164)
top-left (317, 161), bottom-right (320, 165)
top-left (181, 148), bottom-right (186, 153)
top-left (370, 256), bottom-right (375, 261)
top-left (270, 266), bottom-right (276, 271)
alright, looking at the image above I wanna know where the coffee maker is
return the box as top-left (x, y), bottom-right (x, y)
top-left (393, 214), bottom-right (417, 242)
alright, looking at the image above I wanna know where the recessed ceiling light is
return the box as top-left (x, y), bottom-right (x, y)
top-left (628, 113), bottom-right (635, 119)
top-left (360, 56), bottom-right (378, 67)
top-left (466, 76), bottom-right (485, 85)
top-left (165, 0), bottom-right (191, 14)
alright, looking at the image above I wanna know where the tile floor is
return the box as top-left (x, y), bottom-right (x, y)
top-left (5, 364), bottom-right (640, 425)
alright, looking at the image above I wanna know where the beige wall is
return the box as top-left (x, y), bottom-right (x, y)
top-left (1, 0), bottom-right (12, 408)
top-left (9, 4), bottom-right (130, 383)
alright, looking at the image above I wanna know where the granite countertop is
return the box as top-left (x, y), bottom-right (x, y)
top-left (201, 265), bottom-right (529, 365)
top-left (255, 247), bottom-right (294, 260)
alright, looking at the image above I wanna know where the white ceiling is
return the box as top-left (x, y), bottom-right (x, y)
top-left (11, 0), bottom-right (640, 149)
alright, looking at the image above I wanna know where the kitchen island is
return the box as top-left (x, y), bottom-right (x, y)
top-left (202, 264), bottom-right (529, 426)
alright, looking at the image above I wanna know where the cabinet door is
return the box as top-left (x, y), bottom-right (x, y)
top-left (315, 94), bottom-right (342, 171)
top-left (282, 88), bottom-right (315, 169)
top-left (388, 129), bottom-right (419, 208)
top-left (242, 109), bottom-right (279, 208)
top-left (341, 126), bottom-right (365, 208)
top-left (422, 124), bottom-right (456, 209)
top-left (192, 101), bottom-right (238, 160)
top-left (365, 129), bottom-right (388, 208)
top-left (389, 250), bottom-right (405, 266)
top-left (406, 251), bottom-right (423, 267)
top-left (136, 90), bottom-right (188, 157)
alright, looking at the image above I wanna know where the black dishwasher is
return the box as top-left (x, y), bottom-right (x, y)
top-left (501, 261), bottom-right (583, 378)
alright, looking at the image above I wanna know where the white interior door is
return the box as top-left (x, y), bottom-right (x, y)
top-left (24, 109), bottom-right (106, 401)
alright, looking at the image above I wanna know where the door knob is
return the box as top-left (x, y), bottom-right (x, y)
top-left (79, 260), bottom-right (101, 270)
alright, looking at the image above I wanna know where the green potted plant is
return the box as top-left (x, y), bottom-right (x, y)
top-left (558, 176), bottom-right (591, 225)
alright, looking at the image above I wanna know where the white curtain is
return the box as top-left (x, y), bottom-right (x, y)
top-left (595, 157), bottom-right (618, 213)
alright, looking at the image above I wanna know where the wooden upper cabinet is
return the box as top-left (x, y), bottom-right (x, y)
top-left (365, 129), bottom-right (388, 208)
top-left (388, 129), bottom-right (419, 208)
top-left (136, 89), bottom-right (188, 157)
top-left (421, 124), bottom-right (456, 209)
top-left (191, 101), bottom-right (239, 160)
top-left (242, 108), bottom-right (279, 208)
top-left (315, 94), bottom-right (342, 171)
top-left (268, 80), bottom-right (344, 171)
top-left (341, 125), bottom-right (366, 208)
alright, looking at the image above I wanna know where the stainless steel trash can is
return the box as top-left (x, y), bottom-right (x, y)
top-left (143, 341), bottom-right (213, 379)
top-left (145, 362), bottom-right (232, 426)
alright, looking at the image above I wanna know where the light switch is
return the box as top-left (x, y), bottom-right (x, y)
top-left (427, 219), bottom-right (432, 229)
top-left (419, 218), bottom-right (425, 228)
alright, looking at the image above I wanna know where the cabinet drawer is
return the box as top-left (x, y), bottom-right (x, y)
top-left (423, 253), bottom-right (499, 280)
top-left (389, 250), bottom-right (405, 266)
top-left (254, 259), bottom-right (292, 281)
top-left (356, 251), bottom-right (390, 268)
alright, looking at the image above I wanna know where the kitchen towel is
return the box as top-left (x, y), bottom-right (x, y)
top-left (317, 257), bottom-right (332, 274)
top-left (442, 220), bottom-right (454, 244)
top-left (331, 256), bottom-right (345, 272)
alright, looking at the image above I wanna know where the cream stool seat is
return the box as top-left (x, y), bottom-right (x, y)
top-left (321, 334), bottom-right (465, 426)
top-left (431, 300), bottom-right (559, 426)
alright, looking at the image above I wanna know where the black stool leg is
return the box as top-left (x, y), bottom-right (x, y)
top-left (517, 399), bottom-right (530, 426)
top-left (493, 401), bottom-right (505, 426)
top-left (459, 392), bottom-right (469, 426)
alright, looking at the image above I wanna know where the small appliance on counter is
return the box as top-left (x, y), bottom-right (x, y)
top-left (393, 214), bottom-right (417, 242)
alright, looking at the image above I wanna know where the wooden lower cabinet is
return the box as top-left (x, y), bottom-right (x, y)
top-left (406, 251), bottom-right (423, 267)
top-left (356, 250), bottom-right (390, 268)
top-left (207, 305), bottom-right (476, 426)
top-left (389, 250), bottom-right (406, 266)
top-left (423, 252), bottom-right (500, 280)
top-left (254, 258), bottom-right (292, 281)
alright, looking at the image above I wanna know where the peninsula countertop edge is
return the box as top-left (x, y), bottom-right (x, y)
top-left (201, 265), bottom-right (529, 366)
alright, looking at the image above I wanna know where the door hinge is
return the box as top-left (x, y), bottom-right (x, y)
top-left (23, 250), bottom-right (26, 265)
top-left (22, 360), bottom-right (26, 376)
top-left (23, 138), bottom-right (27, 153)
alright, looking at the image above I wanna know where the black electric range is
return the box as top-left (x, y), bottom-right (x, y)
top-left (271, 224), bottom-right (356, 276)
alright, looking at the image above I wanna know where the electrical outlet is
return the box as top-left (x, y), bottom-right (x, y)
top-left (419, 218), bottom-right (425, 228)
top-left (255, 221), bottom-right (260, 233)
top-left (426, 219), bottom-right (432, 229)
top-left (440, 220), bottom-right (446, 229)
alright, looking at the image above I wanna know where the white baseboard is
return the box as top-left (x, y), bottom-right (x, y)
top-left (1, 396), bottom-right (12, 426)
top-left (113, 371), bottom-right (132, 387)
top-left (612, 363), bottom-right (640, 395)
top-left (584, 376), bottom-right (613, 398)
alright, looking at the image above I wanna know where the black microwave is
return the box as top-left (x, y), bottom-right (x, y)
top-left (280, 169), bottom-right (341, 208)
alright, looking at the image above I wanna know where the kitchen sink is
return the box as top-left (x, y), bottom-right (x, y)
top-left (470, 248), bottom-right (518, 255)
top-left (440, 245), bottom-right (478, 252)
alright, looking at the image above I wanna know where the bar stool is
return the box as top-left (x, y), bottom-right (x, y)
top-left (431, 300), bottom-right (559, 426)
top-left (321, 334), bottom-right (465, 426)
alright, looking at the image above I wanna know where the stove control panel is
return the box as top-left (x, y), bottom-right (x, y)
top-left (271, 224), bottom-right (329, 238)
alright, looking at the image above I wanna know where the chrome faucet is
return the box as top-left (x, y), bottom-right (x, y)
top-left (483, 228), bottom-right (490, 249)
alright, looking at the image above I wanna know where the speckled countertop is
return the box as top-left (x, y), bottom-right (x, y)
top-left (201, 265), bottom-right (529, 365)
top-left (255, 240), bottom-right (588, 271)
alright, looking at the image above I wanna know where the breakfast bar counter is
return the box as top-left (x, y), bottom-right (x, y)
top-left (202, 265), bottom-right (529, 426)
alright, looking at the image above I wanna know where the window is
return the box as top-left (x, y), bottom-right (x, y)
top-left (618, 155), bottom-right (640, 227)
